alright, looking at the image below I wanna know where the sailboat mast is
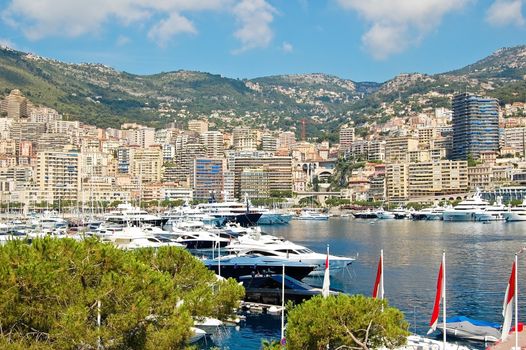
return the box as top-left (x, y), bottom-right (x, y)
top-left (442, 251), bottom-right (446, 349)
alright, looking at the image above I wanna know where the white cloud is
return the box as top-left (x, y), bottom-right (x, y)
top-left (1, 0), bottom-right (276, 52)
top-left (232, 0), bottom-right (277, 53)
top-left (486, 0), bottom-right (525, 27)
top-left (282, 41), bottom-right (293, 53)
top-left (337, 0), bottom-right (471, 59)
top-left (148, 12), bottom-right (197, 47)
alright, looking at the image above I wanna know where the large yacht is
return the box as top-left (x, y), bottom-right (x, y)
top-left (442, 191), bottom-right (490, 222)
top-left (104, 203), bottom-right (168, 227)
top-left (473, 197), bottom-right (506, 221)
top-left (503, 199), bottom-right (526, 222)
top-left (411, 205), bottom-right (447, 220)
top-left (225, 231), bottom-right (354, 272)
top-left (196, 201), bottom-right (262, 227)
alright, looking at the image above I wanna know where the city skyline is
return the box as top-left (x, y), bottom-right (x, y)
top-left (0, 0), bottom-right (525, 82)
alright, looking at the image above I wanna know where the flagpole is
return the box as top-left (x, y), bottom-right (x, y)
top-left (515, 253), bottom-right (518, 350)
top-left (281, 263), bottom-right (285, 346)
top-left (380, 249), bottom-right (384, 301)
top-left (442, 251), bottom-right (446, 349)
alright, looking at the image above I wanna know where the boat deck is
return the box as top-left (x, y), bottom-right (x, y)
top-left (488, 330), bottom-right (525, 350)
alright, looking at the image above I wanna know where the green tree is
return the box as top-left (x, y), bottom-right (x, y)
top-left (285, 294), bottom-right (409, 350)
top-left (0, 238), bottom-right (244, 349)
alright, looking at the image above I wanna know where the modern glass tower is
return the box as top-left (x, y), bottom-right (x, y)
top-left (451, 93), bottom-right (500, 160)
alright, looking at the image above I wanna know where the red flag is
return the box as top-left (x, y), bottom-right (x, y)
top-left (372, 252), bottom-right (383, 299)
top-left (322, 245), bottom-right (330, 298)
top-left (428, 261), bottom-right (444, 334)
top-left (501, 261), bottom-right (516, 341)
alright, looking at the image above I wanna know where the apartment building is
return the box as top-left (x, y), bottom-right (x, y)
top-left (385, 163), bottom-right (409, 203)
top-left (230, 155), bottom-right (292, 199)
top-left (385, 136), bottom-right (419, 163)
top-left (129, 146), bottom-right (163, 183)
top-left (193, 158), bottom-right (225, 202)
top-left (451, 93), bottom-right (500, 160)
top-left (36, 149), bottom-right (81, 202)
top-left (407, 161), bottom-right (468, 198)
top-left (339, 127), bottom-right (355, 150)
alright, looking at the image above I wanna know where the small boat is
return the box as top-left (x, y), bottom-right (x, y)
top-left (188, 327), bottom-right (206, 344)
top-left (203, 255), bottom-right (316, 280)
top-left (239, 273), bottom-right (338, 304)
top-left (391, 334), bottom-right (471, 350)
top-left (193, 317), bottom-right (223, 335)
top-left (375, 208), bottom-right (395, 219)
top-left (437, 316), bottom-right (501, 342)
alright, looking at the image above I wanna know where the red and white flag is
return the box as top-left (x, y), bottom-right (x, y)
top-left (428, 259), bottom-right (444, 334)
top-left (502, 261), bottom-right (516, 341)
top-left (322, 245), bottom-right (330, 298)
top-left (372, 250), bottom-right (384, 300)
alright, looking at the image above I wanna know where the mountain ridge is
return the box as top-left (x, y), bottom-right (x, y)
top-left (1, 45), bottom-right (526, 137)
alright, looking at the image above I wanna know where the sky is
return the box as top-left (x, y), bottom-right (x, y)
top-left (0, 0), bottom-right (525, 83)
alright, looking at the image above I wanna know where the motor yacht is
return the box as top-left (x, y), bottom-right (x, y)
top-left (162, 204), bottom-right (220, 226)
top-left (239, 273), bottom-right (338, 304)
top-left (225, 231), bottom-right (354, 271)
top-left (203, 255), bottom-right (317, 280)
top-left (503, 199), bottom-right (526, 221)
top-left (104, 203), bottom-right (167, 227)
top-left (411, 205), bottom-right (446, 221)
top-left (442, 191), bottom-right (490, 221)
top-left (375, 208), bottom-right (395, 219)
top-left (256, 208), bottom-right (293, 225)
top-left (196, 201), bottom-right (262, 227)
top-left (352, 209), bottom-right (378, 219)
top-left (473, 196), bottom-right (506, 221)
top-left (103, 226), bottom-right (185, 250)
top-left (166, 230), bottom-right (231, 250)
top-left (293, 209), bottom-right (329, 221)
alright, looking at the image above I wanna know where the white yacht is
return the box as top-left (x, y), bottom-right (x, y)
top-left (196, 201), bottom-right (262, 226)
top-left (411, 206), bottom-right (447, 220)
top-left (103, 226), bottom-right (185, 250)
top-left (442, 191), bottom-right (490, 222)
top-left (225, 231), bottom-right (354, 271)
top-left (104, 203), bottom-right (167, 227)
top-left (503, 199), bottom-right (526, 221)
top-left (162, 204), bottom-right (218, 226)
top-left (473, 196), bottom-right (506, 221)
top-left (294, 209), bottom-right (330, 221)
top-left (375, 208), bottom-right (395, 219)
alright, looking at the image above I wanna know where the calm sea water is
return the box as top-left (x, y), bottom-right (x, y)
top-left (202, 219), bottom-right (526, 350)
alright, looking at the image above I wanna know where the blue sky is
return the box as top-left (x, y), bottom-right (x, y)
top-left (0, 0), bottom-right (525, 82)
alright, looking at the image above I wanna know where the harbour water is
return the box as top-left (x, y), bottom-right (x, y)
top-left (205, 218), bottom-right (526, 350)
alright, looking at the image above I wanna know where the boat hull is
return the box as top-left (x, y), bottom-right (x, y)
top-left (503, 212), bottom-right (526, 221)
top-left (205, 263), bottom-right (315, 281)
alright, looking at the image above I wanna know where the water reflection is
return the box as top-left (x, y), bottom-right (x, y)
top-left (207, 219), bottom-right (526, 349)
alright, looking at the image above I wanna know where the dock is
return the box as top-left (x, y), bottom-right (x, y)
top-left (489, 331), bottom-right (525, 350)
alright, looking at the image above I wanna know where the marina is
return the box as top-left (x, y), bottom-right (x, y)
top-left (1, 208), bottom-right (526, 349)
top-left (200, 218), bottom-right (526, 349)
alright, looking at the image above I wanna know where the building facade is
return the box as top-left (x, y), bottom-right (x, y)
top-left (451, 93), bottom-right (500, 160)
